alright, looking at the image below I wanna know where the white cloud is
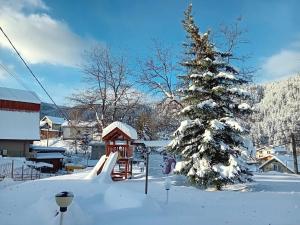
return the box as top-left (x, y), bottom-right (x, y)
top-left (0, 0), bottom-right (97, 67)
top-left (0, 0), bottom-right (48, 11)
top-left (262, 40), bottom-right (300, 80)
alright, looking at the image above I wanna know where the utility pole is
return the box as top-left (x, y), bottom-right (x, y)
top-left (145, 148), bottom-right (150, 195)
top-left (291, 133), bottom-right (298, 174)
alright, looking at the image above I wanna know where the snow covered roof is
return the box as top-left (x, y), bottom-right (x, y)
top-left (35, 162), bottom-right (53, 168)
top-left (42, 116), bottom-right (65, 125)
top-left (61, 120), bottom-right (97, 128)
top-left (272, 146), bottom-right (288, 153)
top-left (30, 145), bottom-right (66, 153)
top-left (0, 87), bottom-right (40, 104)
top-left (35, 153), bottom-right (65, 159)
top-left (133, 140), bottom-right (171, 147)
top-left (40, 120), bottom-right (47, 127)
top-left (259, 155), bottom-right (300, 173)
top-left (89, 141), bottom-right (105, 146)
top-left (102, 121), bottom-right (138, 140)
top-left (257, 145), bottom-right (288, 154)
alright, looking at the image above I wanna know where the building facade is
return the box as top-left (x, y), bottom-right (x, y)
top-left (0, 87), bottom-right (41, 157)
top-left (40, 115), bottom-right (65, 139)
top-left (62, 121), bottom-right (98, 140)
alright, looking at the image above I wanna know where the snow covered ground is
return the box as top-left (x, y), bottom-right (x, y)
top-left (0, 153), bottom-right (300, 225)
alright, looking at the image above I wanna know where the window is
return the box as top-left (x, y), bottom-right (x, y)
top-left (273, 164), bottom-right (279, 171)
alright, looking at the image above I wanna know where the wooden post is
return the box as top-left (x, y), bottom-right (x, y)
top-left (291, 133), bottom-right (298, 174)
top-left (145, 149), bottom-right (150, 195)
top-left (130, 159), bottom-right (133, 178)
top-left (11, 160), bottom-right (14, 179)
top-left (47, 126), bottom-right (49, 147)
top-left (30, 167), bottom-right (33, 180)
top-left (21, 165), bottom-right (24, 181)
top-left (75, 139), bottom-right (78, 155)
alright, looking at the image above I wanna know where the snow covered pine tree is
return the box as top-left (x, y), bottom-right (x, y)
top-left (169, 5), bottom-right (252, 190)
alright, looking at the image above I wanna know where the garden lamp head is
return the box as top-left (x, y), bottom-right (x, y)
top-left (55, 191), bottom-right (74, 212)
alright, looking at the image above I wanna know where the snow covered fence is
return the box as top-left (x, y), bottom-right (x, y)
top-left (0, 158), bottom-right (55, 181)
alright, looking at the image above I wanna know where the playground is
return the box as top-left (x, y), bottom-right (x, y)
top-left (0, 122), bottom-right (300, 225)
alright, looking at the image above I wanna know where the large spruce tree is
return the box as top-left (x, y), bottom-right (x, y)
top-left (169, 5), bottom-right (252, 189)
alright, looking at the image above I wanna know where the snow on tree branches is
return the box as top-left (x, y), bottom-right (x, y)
top-left (169, 5), bottom-right (252, 190)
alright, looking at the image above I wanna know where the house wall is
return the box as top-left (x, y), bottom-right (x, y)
top-left (261, 160), bottom-right (292, 173)
top-left (0, 110), bottom-right (40, 140)
top-left (0, 99), bottom-right (40, 112)
top-left (62, 127), bottom-right (72, 139)
top-left (40, 130), bottom-right (61, 139)
top-left (0, 140), bottom-right (31, 157)
top-left (52, 123), bottom-right (61, 131)
top-left (256, 149), bottom-right (273, 159)
top-left (41, 117), bottom-right (62, 131)
top-left (62, 127), bottom-right (94, 140)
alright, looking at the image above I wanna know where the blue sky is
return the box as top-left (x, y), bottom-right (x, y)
top-left (0, 0), bottom-right (299, 104)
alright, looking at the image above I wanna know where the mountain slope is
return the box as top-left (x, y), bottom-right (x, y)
top-left (251, 75), bottom-right (300, 146)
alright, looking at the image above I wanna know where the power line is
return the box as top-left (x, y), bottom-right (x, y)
top-left (0, 62), bottom-right (31, 91)
top-left (0, 26), bottom-right (70, 122)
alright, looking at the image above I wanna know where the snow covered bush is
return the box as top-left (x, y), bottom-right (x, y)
top-left (169, 5), bottom-right (252, 190)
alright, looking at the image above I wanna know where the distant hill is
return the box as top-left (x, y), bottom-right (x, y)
top-left (251, 75), bottom-right (300, 147)
top-left (40, 102), bottom-right (69, 119)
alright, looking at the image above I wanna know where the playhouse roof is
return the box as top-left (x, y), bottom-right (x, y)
top-left (102, 121), bottom-right (138, 140)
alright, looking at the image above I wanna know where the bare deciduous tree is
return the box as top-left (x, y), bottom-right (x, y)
top-left (138, 41), bottom-right (183, 108)
top-left (69, 46), bottom-right (140, 130)
top-left (216, 17), bottom-right (256, 81)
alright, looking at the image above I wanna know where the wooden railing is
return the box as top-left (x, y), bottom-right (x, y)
top-left (106, 145), bottom-right (133, 158)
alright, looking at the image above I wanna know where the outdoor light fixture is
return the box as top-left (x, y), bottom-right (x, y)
top-left (164, 177), bottom-right (171, 204)
top-left (55, 191), bottom-right (74, 225)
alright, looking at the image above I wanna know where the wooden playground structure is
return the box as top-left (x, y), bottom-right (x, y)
top-left (100, 122), bottom-right (137, 181)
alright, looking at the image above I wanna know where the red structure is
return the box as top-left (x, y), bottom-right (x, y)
top-left (0, 99), bottom-right (40, 112)
top-left (102, 122), bottom-right (137, 181)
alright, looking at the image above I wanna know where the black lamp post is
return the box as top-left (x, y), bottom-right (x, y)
top-left (164, 177), bottom-right (171, 204)
top-left (55, 191), bottom-right (74, 225)
top-left (145, 147), bottom-right (151, 194)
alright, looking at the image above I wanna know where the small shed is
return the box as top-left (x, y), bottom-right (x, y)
top-left (29, 145), bottom-right (66, 173)
top-left (102, 121), bottom-right (138, 180)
